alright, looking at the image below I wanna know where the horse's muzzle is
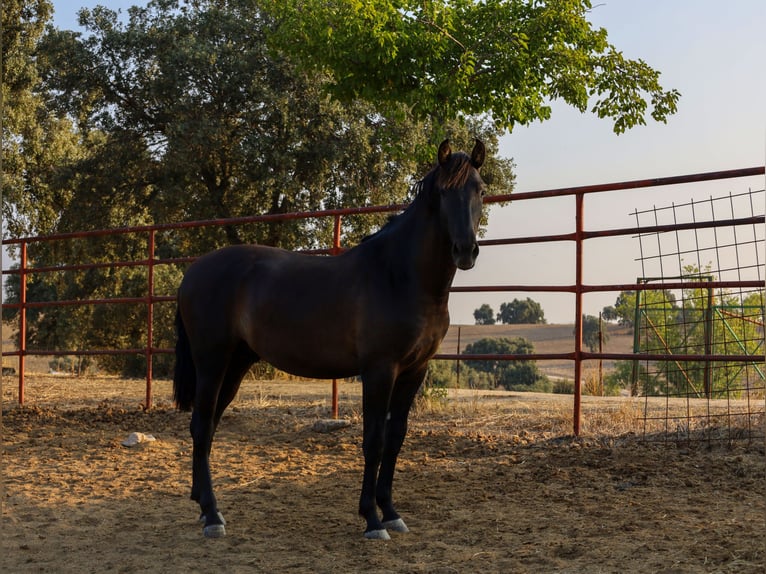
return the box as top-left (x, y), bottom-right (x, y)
top-left (452, 241), bottom-right (479, 270)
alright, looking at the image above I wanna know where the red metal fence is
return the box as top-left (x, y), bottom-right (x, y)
top-left (3, 166), bottom-right (764, 435)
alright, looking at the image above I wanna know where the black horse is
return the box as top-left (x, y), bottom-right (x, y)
top-left (174, 139), bottom-right (486, 539)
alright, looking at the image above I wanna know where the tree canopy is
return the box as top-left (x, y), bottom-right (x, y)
top-left (581, 313), bottom-right (608, 352)
top-left (607, 273), bottom-right (765, 398)
top-left (462, 336), bottom-right (546, 390)
top-left (1, 0), bottom-right (517, 244)
top-left (496, 297), bottom-right (546, 324)
top-left (266, 0), bottom-right (680, 133)
top-left (1, 0), bottom-right (77, 239)
top-left (4, 0), bottom-right (681, 243)
top-left (473, 303), bottom-right (495, 325)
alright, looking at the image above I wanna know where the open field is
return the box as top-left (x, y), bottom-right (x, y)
top-left (2, 375), bottom-right (764, 573)
top-left (440, 323), bottom-right (634, 381)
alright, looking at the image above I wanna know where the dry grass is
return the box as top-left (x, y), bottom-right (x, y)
top-left (413, 387), bottom-right (765, 448)
top-left (3, 372), bottom-right (763, 449)
top-left (413, 388), bottom-right (639, 440)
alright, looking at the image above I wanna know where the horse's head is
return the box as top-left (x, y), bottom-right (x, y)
top-left (434, 139), bottom-right (486, 270)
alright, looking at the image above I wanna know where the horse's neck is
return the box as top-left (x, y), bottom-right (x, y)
top-left (388, 196), bottom-right (457, 303)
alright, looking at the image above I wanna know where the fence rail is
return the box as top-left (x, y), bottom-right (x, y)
top-left (3, 166), bottom-right (764, 437)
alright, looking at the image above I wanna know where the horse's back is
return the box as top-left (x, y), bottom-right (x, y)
top-left (178, 244), bottom-right (364, 376)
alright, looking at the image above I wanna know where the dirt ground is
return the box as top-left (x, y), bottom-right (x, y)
top-left (2, 375), bottom-right (764, 573)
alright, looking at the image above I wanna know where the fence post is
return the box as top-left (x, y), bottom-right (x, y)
top-left (573, 193), bottom-right (584, 436)
top-left (145, 229), bottom-right (155, 409)
top-left (331, 215), bottom-right (342, 419)
top-left (598, 312), bottom-right (604, 396)
top-left (18, 241), bottom-right (28, 405)
top-left (456, 326), bottom-right (462, 388)
top-left (703, 284), bottom-right (714, 398)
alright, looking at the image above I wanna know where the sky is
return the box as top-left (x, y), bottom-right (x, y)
top-left (49, 1), bottom-right (766, 324)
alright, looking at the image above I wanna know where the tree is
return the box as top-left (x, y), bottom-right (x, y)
top-left (664, 267), bottom-right (764, 399)
top-left (496, 298), bottom-right (546, 324)
top-left (462, 337), bottom-right (547, 391)
top-left (1, 0), bottom-right (80, 241)
top-left (33, 1), bottom-right (515, 248)
top-left (615, 268), bottom-right (765, 399)
top-left (3, 1), bottom-right (517, 377)
top-left (610, 289), bottom-right (678, 328)
top-left (603, 361), bottom-right (637, 396)
top-left (580, 314), bottom-right (608, 352)
top-left (601, 305), bottom-right (618, 323)
top-left (267, 0), bottom-right (680, 134)
top-left (473, 304), bottom-right (495, 325)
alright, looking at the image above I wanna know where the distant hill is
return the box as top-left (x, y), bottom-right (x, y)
top-left (439, 323), bottom-right (634, 381)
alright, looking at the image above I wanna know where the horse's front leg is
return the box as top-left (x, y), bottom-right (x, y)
top-left (375, 368), bottom-right (426, 535)
top-left (359, 367), bottom-right (396, 540)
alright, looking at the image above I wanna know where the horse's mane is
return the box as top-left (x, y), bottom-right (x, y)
top-left (361, 214), bottom-right (399, 243)
top-left (360, 151), bottom-right (474, 243)
top-left (410, 150), bottom-right (475, 196)
top-left (433, 151), bottom-right (475, 191)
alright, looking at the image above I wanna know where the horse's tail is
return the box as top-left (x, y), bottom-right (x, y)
top-left (173, 306), bottom-right (196, 411)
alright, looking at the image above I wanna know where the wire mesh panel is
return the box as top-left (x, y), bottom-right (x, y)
top-left (631, 189), bottom-right (765, 445)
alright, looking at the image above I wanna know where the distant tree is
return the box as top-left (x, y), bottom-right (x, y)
top-left (580, 314), bottom-right (609, 352)
top-left (611, 292), bottom-right (636, 327)
top-left (462, 337), bottom-right (545, 390)
top-left (473, 304), bottom-right (496, 325)
top-left (611, 290), bottom-right (678, 328)
top-left (496, 298), bottom-right (546, 324)
top-left (601, 305), bottom-right (618, 323)
top-left (603, 361), bottom-right (634, 396)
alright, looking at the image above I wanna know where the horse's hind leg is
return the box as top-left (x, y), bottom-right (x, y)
top-left (191, 344), bottom-right (257, 538)
top-left (189, 357), bottom-right (229, 538)
top-left (375, 367), bottom-right (426, 534)
top-left (213, 343), bottom-right (258, 431)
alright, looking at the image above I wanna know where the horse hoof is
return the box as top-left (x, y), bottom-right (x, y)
top-left (199, 511), bottom-right (227, 537)
top-left (383, 518), bottom-right (409, 533)
top-left (364, 529), bottom-right (391, 541)
top-left (203, 523), bottom-right (226, 538)
top-left (198, 511), bottom-right (226, 525)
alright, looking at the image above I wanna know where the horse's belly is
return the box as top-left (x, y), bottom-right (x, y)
top-left (248, 326), bottom-right (360, 380)
top-left (262, 349), bottom-right (359, 380)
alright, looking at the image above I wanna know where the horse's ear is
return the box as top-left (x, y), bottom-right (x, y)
top-left (471, 139), bottom-right (486, 169)
top-left (437, 140), bottom-right (451, 166)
